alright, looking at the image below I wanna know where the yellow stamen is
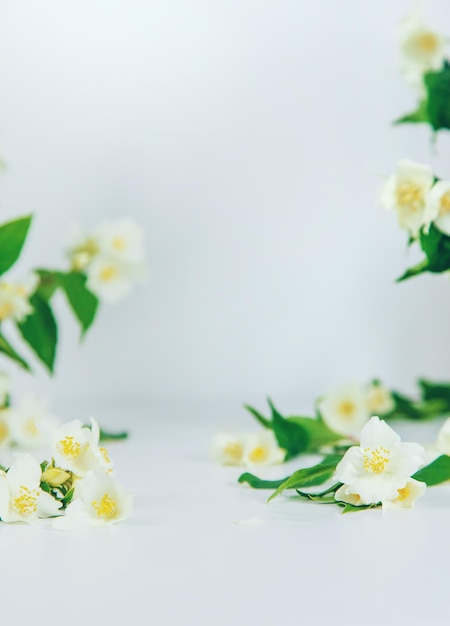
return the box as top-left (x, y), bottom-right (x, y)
top-left (99, 266), bottom-right (119, 282)
top-left (12, 486), bottom-right (39, 516)
top-left (338, 400), bottom-right (355, 419)
top-left (363, 446), bottom-right (390, 474)
top-left (415, 32), bottom-right (440, 54)
top-left (397, 486), bottom-right (410, 501)
top-left (58, 436), bottom-right (82, 458)
top-left (111, 236), bottom-right (126, 251)
top-left (0, 302), bottom-right (14, 320)
top-left (439, 192), bottom-right (450, 216)
top-left (396, 182), bottom-right (424, 210)
top-left (0, 420), bottom-right (9, 443)
top-left (223, 442), bottom-right (243, 462)
top-left (92, 493), bottom-right (117, 519)
top-left (248, 445), bottom-right (269, 464)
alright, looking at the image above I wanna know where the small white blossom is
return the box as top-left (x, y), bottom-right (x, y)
top-left (94, 218), bottom-right (145, 263)
top-left (53, 470), bottom-right (132, 530)
top-left (366, 383), bottom-right (395, 416)
top-left (66, 223), bottom-right (99, 271)
top-left (397, 6), bottom-right (447, 88)
top-left (382, 479), bottom-right (426, 509)
top-left (52, 418), bottom-right (98, 476)
top-left (242, 431), bottom-right (285, 467)
top-left (426, 180), bottom-right (450, 236)
top-left (0, 372), bottom-right (10, 406)
top-left (0, 453), bottom-right (61, 523)
top-left (212, 433), bottom-right (246, 466)
top-left (86, 255), bottom-right (145, 304)
top-left (9, 395), bottom-right (59, 449)
top-left (379, 159), bottom-right (435, 237)
top-left (335, 416), bottom-right (425, 505)
top-left (318, 383), bottom-right (369, 438)
top-left (0, 274), bottom-right (38, 323)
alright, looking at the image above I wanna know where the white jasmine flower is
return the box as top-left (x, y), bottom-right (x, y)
top-left (212, 433), bottom-right (245, 466)
top-left (52, 418), bottom-right (98, 476)
top-left (379, 159), bottom-right (435, 237)
top-left (435, 417), bottom-right (450, 455)
top-left (242, 431), bottom-right (285, 467)
top-left (335, 416), bottom-right (425, 505)
top-left (382, 479), bottom-right (426, 509)
top-left (426, 181), bottom-right (450, 236)
top-left (0, 273), bottom-right (39, 322)
top-left (53, 470), bottom-right (132, 530)
top-left (366, 383), bottom-right (395, 416)
top-left (334, 484), bottom-right (365, 507)
top-left (397, 6), bottom-right (447, 88)
top-left (317, 383), bottom-right (369, 438)
top-left (66, 223), bottom-right (100, 271)
top-left (9, 395), bottom-right (59, 449)
top-left (86, 255), bottom-right (144, 303)
top-left (0, 409), bottom-right (12, 448)
top-left (0, 453), bottom-right (61, 523)
top-left (89, 418), bottom-right (114, 475)
top-left (94, 218), bottom-right (145, 263)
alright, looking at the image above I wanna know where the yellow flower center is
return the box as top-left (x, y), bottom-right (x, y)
top-left (0, 301), bottom-right (15, 320)
top-left (111, 236), bottom-right (126, 251)
top-left (12, 486), bottom-right (39, 516)
top-left (24, 418), bottom-right (39, 437)
top-left (92, 493), bottom-right (117, 519)
top-left (223, 442), bottom-right (243, 462)
top-left (99, 266), bottom-right (119, 283)
top-left (415, 32), bottom-right (440, 54)
top-left (397, 486), bottom-right (410, 502)
top-left (396, 182), bottom-right (424, 210)
top-left (439, 192), bottom-right (450, 216)
top-left (58, 435), bottom-right (82, 458)
top-left (363, 446), bottom-right (390, 474)
top-left (338, 400), bottom-right (355, 419)
top-left (0, 419), bottom-right (9, 443)
top-left (248, 445), bottom-right (269, 464)
top-left (71, 239), bottom-right (99, 270)
top-left (100, 447), bottom-right (111, 464)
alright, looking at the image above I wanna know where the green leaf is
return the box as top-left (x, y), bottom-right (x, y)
top-left (243, 404), bottom-right (272, 429)
top-left (35, 270), bottom-right (60, 301)
top-left (59, 272), bottom-right (98, 336)
top-left (61, 487), bottom-right (75, 507)
top-left (419, 224), bottom-right (450, 272)
top-left (396, 259), bottom-right (429, 282)
top-left (339, 502), bottom-right (378, 514)
top-left (267, 460), bottom-right (339, 503)
top-left (0, 215), bottom-right (32, 276)
top-left (268, 399), bottom-right (308, 460)
top-left (0, 331), bottom-right (31, 371)
top-left (238, 473), bottom-right (290, 489)
top-left (99, 428), bottom-right (128, 442)
top-left (17, 293), bottom-right (58, 373)
top-left (296, 482), bottom-right (342, 502)
top-left (288, 416), bottom-right (341, 450)
top-left (424, 63), bottom-right (450, 132)
top-left (413, 455), bottom-right (450, 486)
top-left (419, 379), bottom-right (450, 403)
top-left (40, 482), bottom-right (51, 494)
top-left (394, 99), bottom-right (429, 125)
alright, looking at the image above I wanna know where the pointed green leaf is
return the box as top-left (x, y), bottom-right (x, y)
top-left (288, 416), bottom-right (341, 449)
top-left (17, 293), bottom-right (58, 373)
top-left (424, 63), bottom-right (450, 131)
top-left (413, 455), bottom-right (450, 486)
top-left (243, 404), bottom-right (272, 429)
top-left (340, 502), bottom-right (377, 514)
top-left (0, 215), bottom-right (32, 276)
top-left (393, 99), bottom-right (429, 125)
top-left (99, 428), bottom-right (128, 442)
top-left (396, 259), bottom-right (429, 282)
top-left (419, 379), bottom-right (450, 403)
top-left (59, 272), bottom-right (98, 336)
top-left (238, 473), bottom-right (290, 489)
top-left (269, 399), bottom-right (308, 459)
top-left (35, 269), bottom-right (60, 301)
top-left (267, 460), bottom-right (339, 502)
top-left (0, 331), bottom-right (31, 371)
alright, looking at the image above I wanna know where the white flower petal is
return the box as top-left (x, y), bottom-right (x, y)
top-left (6, 453), bottom-right (41, 490)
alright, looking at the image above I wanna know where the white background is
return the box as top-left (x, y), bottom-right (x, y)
top-left (0, 0), bottom-right (449, 412)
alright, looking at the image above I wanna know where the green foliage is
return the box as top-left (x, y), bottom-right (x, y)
top-left (419, 379), bottom-right (450, 404)
top-left (17, 293), bottom-right (58, 373)
top-left (238, 473), bottom-right (290, 489)
top-left (0, 215), bottom-right (32, 276)
top-left (99, 428), bottom-right (128, 442)
top-left (397, 225), bottom-right (450, 282)
top-left (267, 458), bottom-right (340, 503)
top-left (59, 272), bottom-right (98, 336)
top-left (0, 332), bottom-right (31, 371)
top-left (413, 455), bottom-right (450, 486)
top-left (394, 99), bottom-right (429, 125)
top-left (424, 62), bottom-right (450, 132)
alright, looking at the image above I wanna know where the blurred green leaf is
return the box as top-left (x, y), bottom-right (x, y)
top-left (59, 272), bottom-right (98, 336)
top-left (0, 331), bottom-right (31, 371)
top-left (0, 215), bottom-right (32, 276)
top-left (17, 293), bottom-right (58, 373)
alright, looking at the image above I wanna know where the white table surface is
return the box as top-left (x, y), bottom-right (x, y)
top-left (2, 400), bottom-right (450, 626)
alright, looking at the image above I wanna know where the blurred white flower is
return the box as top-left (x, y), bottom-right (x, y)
top-left (9, 395), bottom-right (59, 449)
top-left (52, 418), bottom-right (98, 476)
top-left (435, 417), bottom-right (450, 455)
top-left (379, 159), bottom-right (435, 237)
top-left (0, 372), bottom-right (11, 406)
top-left (335, 416), bottom-right (425, 505)
top-left (0, 274), bottom-right (38, 323)
top-left (366, 383), bottom-right (395, 416)
top-left (86, 255), bottom-right (145, 304)
top-left (94, 218), bottom-right (145, 263)
top-left (66, 223), bottom-right (100, 271)
top-left (242, 431), bottom-right (285, 467)
top-left (0, 453), bottom-right (61, 523)
top-left (397, 6), bottom-right (447, 88)
top-left (212, 433), bottom-right (245, 466)
top-left (318, 383), bottom-right (369, 438)
top-left (54, 470), bottom-right (132, 530)
top-left (426, 180), bottom-right (450, 236)
top-left (0, 409), bottom-right (12, 448)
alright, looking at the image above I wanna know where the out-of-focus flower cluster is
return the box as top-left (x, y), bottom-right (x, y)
top-left (67, 218), bottom-right (146, 303)
top-left (212, 431), bottom-right (285, 467)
